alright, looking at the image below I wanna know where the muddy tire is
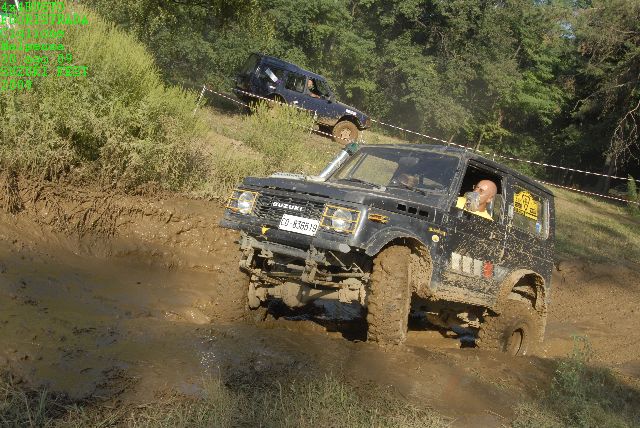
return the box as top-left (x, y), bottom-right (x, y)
top-left (477, 300), bottom-right (542, 356)
top-left (332, 120), bottom-right (359, 144)
top-left (366, 245), bottom-right (411, 345)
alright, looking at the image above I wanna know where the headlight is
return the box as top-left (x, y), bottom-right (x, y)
top-left (321, 205), bottom-right (360, 233)
top-left (332, 209), bottom-right (353, 231)
top-left (226, 189), bottom-right (258, 215)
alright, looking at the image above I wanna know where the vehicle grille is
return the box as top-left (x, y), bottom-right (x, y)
top-left (254, 193), bottom-right (326, 224)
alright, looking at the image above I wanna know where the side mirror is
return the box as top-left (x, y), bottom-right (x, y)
top-left (464, 192), bottom-right (480, 212)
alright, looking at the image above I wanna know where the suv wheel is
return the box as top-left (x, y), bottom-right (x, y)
top-left (332, 120), bottom-right (359, 143)
top-left (367, 245), bottom-right (411, 345)
top-left (477, 300), bottom-right (542, 356)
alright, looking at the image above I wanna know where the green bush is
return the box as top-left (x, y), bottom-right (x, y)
top-left (0, 4), bottom-right (207, 191)
top-left (241, 101), bottom-right (317, 173)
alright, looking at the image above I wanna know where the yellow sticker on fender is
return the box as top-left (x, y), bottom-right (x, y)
top-left (514, 190), bottom-right (539, 220)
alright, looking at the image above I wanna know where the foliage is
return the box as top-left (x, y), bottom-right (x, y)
top-left (512, 337), bottom-right (640, 428)
top-left (0, 4), bottom-right (208, 191)
top-left (83, 0), bottom-right (639, 185)
top-left (241, 101), bottom-right (317, 173)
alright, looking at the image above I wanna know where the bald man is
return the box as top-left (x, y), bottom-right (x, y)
top-left (456, 179), bottom-right (497, 221)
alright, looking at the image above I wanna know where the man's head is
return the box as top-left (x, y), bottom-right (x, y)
top-left (474, 179), bottom-right (497, 211)
top-left (398, 173), bottom-right (419, 188)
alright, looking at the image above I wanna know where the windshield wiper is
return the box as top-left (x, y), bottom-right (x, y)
top-left (387, 182), bottom-right (429, 196)
top-left (337, 178), bottom-right (382, 189)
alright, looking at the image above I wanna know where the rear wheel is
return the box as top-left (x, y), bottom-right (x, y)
top-left (477, 300), bottom-right (542, 356)
top-left (332, 120), bottom-right (359, 144)
top-left (366, 245), bottom-right (411, 345)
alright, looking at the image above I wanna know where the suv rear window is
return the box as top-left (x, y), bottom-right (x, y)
top-left (259, 66), bottom-right (285, 83)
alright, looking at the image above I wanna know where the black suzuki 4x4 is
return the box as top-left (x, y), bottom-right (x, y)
top-left (233, 53), bottom-right (371, 142)
top-left (221, 143), bottom-right (555, 356)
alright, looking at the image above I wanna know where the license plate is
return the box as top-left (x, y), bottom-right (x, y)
top-left (278, 214), bottom-right (319, 236)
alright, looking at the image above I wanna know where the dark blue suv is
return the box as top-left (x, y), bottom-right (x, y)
top-left (234, 53), bottom-right (371, 142)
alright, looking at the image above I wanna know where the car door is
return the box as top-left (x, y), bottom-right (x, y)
top-left (280, 71), bottom-right (307, 106)
top-left (502, 177), bottom-right (554, 281)
top-left (438, 163), bottom-right (508, 305)
top-left (299, 77), bottom-right (332, 122)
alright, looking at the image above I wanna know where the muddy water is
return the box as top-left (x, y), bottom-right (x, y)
top-left (0, 232), bottom-right (557, 426)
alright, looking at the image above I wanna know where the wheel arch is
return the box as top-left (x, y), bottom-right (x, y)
top-left (365, 231), bottom-right (434, 296)
top-left (493, 269), bottom-right (548, 339)
top-left (336, 114), bottom-right (362, 129)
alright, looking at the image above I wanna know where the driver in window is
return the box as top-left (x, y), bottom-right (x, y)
top-left (456, 179), bottom-right (497, 221)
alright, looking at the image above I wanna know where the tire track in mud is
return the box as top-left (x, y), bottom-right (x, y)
top-left (1, 176), bottom-right (639, 425)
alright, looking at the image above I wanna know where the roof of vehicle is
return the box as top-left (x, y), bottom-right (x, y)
top-left (359, 143), bottom-right (554, 196)
top-left (253, 53), bottom-right (326, 81)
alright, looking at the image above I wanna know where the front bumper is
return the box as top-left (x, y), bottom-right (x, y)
top-left (220, 216), bottom-right (354, 255)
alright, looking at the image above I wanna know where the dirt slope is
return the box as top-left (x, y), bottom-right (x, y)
top-left (0, 177), bottom-right (638, 426)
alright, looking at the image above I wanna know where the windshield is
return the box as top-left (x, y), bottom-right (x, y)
top-left (330, 147), bottom-right (460, 192)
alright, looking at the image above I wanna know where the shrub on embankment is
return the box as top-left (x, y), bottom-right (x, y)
top-left (0, 4), bottom-right (207, 191)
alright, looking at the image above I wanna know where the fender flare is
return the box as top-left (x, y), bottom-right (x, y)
top-left (336, 115), bottom-right (362, 129)
top-left (364, 228), bottom-right (430, 257)
top-left (493, 269), bottom-right (547, 314)
top-left (364, 228), bottom-right (434, 297)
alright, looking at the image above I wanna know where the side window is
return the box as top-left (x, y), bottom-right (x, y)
top-left (285, 72), bottom-right (306, 93)
top-left (239, 54), bottom-right (259, 76)
top-left (510, 184), bottom-right (549, 239)
top-left (455, 164), bottom-right (505, 222)
top-left (307, 78), bottom-right (330, 98)
top-left (258, 66), bottom-right (285, 84)
top-left (315, 79), bottom-right (332, 97)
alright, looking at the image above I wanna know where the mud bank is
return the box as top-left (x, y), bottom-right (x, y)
top-left (1, 177), bottom-right (639, 426)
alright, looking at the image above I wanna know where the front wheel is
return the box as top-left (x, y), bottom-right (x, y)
top-left (332, 121), bottom-right (359, 144)
top-left (476, 300), bottom-right (542, 356)
top-left (366, 245), bottom-right (411, 345)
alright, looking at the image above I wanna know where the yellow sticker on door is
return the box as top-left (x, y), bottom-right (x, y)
top-left (514, 190), bottom-right (539, 220)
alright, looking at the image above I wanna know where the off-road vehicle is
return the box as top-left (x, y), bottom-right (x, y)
top-left (233, 53), bottom-right (371, 142)
top-left (221, 143), bottom-right (554, 355)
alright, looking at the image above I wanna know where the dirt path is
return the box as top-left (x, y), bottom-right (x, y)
top-left (1, 178), bottom-right (638, 426)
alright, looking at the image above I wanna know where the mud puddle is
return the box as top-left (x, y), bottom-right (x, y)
top-left (0, 235), bottom-right (555, 425)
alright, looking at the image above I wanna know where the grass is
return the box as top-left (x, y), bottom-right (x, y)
top-left (0, 372), bottom-right (449, 428)
top-left (512, 337), bottom-right (640, 428)
top-left (553, 188), bottom-right (640, 264)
